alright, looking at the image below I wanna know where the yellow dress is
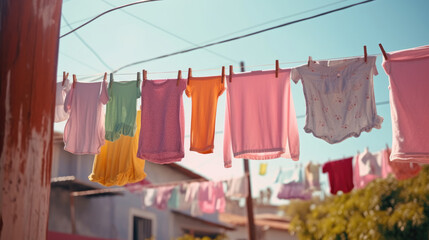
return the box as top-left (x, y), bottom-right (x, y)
top-left (89, 111), bottom-right (146, 186)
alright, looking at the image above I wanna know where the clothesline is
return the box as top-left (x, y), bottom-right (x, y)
top-left (70, 173), bottom-right (250, 197)
top-left (59, 53), bottom-right (383, 79)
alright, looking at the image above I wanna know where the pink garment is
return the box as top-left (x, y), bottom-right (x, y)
top-left (223, 69), bottom-right (299, 168)
top-left (353, 151), bottom-right (379, 189)
top-left (137, 79), bottom-right (186, 163)
top-left (63, 80), bottom-right (109, 154)
top-left (55, 79), bottom-right (71, 122)
top-left (382, 45), bottom-right (429, 163)
top-left (385, 148), bottom-right (421, 180)
top-left (198, 181), bottom-right (225, 214)
top-left (155, 186), bottom-right (175, 210)
top-left (277, 182), bottom-right (311, 200)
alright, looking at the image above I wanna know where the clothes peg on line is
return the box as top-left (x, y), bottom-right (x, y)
top-left (221, 66), bottom-right (225, 84)
top-left (187, 68), bottom-right (192, 85)
top-left (379, 43), bottom-right (388, 60)
top-left (275, 60), bottom-right (279, 78)
top-left (109, 73), bottom-right (114, 86)
top-left (103, 72), bottom-right (107, 82)
top-left (62, 71), bottom-right (69, 86)
top-left (363, 45), bottom-right (367, 63)
top-left (307, 56), bottom-right (312, 67)
top-left (177, 70), bottom-right (182, 86)
top-left (137, 72), bottom-right (141, 87)
top-left (72, 74), bottom-right (77, 88)
top-left (229, 65), bottom-right (233, 82)
top-left (142, 70), bottom-right (147, 86)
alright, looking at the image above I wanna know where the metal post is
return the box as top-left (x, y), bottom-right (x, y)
top-left (0, 0), bottom-right (62, 239)
top-left (240, 61), bottom-right (257, 240)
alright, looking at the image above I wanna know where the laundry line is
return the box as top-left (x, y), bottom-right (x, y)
top-left (59, 53), bottom-right (383, 80)
top-left (70, 172), bottom-right (250, 197)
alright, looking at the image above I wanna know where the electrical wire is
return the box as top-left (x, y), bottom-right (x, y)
top-left (110, 0), bottom-right (375, 73)
top-left (60, 0), bottom-right (161, 38)
top-left (200, 0), bottom-right (353, 44)
top-left (101, 0), bottom-right (238, 64)
top-left (59, 51), bottom-right (102, 72)
top-left (62, 15), bottom-right (114, 71)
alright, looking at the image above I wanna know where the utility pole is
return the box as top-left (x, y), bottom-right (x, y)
top-left (0, 0), bottom-right (62, 239)
top-left (240, 61), bottom-right (257, 240)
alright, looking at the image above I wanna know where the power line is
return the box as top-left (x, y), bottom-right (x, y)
top-left (60, 0), bottom-right (161, 38)
top-left (59, 51), bottom-right (102, 72)
top-left (101, 0), bottom-right (238, 64)
top-left (111, 0), bottom-right (375, 73)
top-left (61, 14), bottom-right (114, 71)
top-left (200, 0), bottom-right (353, 44)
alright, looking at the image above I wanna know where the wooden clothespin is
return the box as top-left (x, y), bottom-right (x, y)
top-left (187, 68), bottom-right (192, 85)
top-left (379, 43), bottom-right (388, 60)
top-left (307, 56), bottom-right (312, 67)
top-left (72, 74), bottom-right (77, 88)
top-left (275, 60), bottom-right (279, 78)
top-left (229, 65), bottom-right (233, 82)
top-left (142, 70), bottom-right (147, 86)
top-left (364, 45), bottom-right (368, 63)
top-left (109, 73), bottom-right (114, 86)
top-left (103, 72), bottom-right (107, 82)
top-left (221, 66), bottom-right (225, 84)
top-left (62, 71), bottom-right (69, 86)
top-left (177, 70), bottom-right (182, 86)
top-left (137, 72), bottom-right (141, 87)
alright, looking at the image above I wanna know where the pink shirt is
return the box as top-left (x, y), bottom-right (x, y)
top-left (383, 45), bottom-right (429, 163)
top-left (137, 79), bottom-right (186, 163)
top-left (223, 69), bottom-right (299, 168)
top-left (63, 81), bottom-right (109, 154)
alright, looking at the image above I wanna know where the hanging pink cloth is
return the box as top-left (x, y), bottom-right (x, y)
top-left (223, 69), bottom-right (299, 168)
top-left (63, 80), bottom-right (109, 154)
top-left (382, 45), bottom-right (429, 164)
top-left (137, 79), bottom-right (186, 164)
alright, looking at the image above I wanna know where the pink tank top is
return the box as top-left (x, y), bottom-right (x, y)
top-left (137, 79), bottom-right (186, 163)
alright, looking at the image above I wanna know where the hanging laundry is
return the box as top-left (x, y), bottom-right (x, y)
top-left (322, 157), bottom-right (354, 194)
top-left (168, 186), bottom-right (180, 209)
top-left (198, 181), bottom-right (225, 214)
top-left (89, 110), bottom-right (146, 187)
top-left (277, 166), bottom-right (311, 200)
top-left (385, 148), bottom-right (421, 180)
top-left (63, 79), bottom-right (109, 154)
top-left (353, 149), bottom-right (384, 189)
top-left (137, 79), bottom-right (186, 164)
top-left (55, 79), bottom-right (71, 122)
top-left (142, 188), bottom-right (156, 208)
top-left (184, 182), bottom-right (203, 216)
top-left (304, 162), bottom-right (321, 191)
top-left (155, 186), bottom-right (175, 210)
top-left (125, 178), bottom-right (151, 193)
top-left (225, 175), bottom-right (248, 198)
top-left (259, 163), bottom-right (268, 176)
top-left (382, 45), bottom-right (429, 164)
top-left (223, 69), bottom-right (299, 168)
top-left (275, 165), bottom-right (300, 184)
top-left (291, 56), bottom-right (383, 144)
top-left (105, 80), bottom-right (141, 141)
top-left (186, 75), bottom-right (225, 154)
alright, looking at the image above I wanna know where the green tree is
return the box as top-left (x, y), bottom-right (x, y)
top-left (285, 165), bottom-right (429, 240)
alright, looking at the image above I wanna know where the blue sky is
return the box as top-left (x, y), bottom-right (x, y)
top-left (56, 0), bottom-right (429, 204)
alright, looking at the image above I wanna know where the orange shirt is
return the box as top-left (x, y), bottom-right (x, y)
top-left (186, 75), bottom-right (225, 154)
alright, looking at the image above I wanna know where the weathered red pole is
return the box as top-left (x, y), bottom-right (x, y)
top-left (0, 0), bottom-right (62, 239)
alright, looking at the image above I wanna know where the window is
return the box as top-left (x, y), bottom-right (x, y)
top-left (133, 216), bottom-right (152, 240)
top-left (129, 208), bottom-right (156, 240)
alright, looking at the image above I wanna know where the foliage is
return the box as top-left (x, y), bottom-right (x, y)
top-left (285, 165), bottom-right (429, 240)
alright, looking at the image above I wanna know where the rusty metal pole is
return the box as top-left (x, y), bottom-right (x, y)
top-left (0, 0), bottom-right (62, 239)
top-left (240, 61), bottom-right (257, 240)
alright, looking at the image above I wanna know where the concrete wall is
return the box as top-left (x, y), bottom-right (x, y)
top-left (49, 141), bottom-right (224, 240)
